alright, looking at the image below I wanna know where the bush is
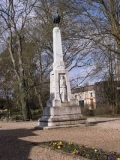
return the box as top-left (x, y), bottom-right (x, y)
top-left (81, 104), bottom-right (113, 116)
top-left (94, 104), bottom-right (112, 115)
top-left (31, 110), bottom-right (42, 120)
top-left (11, 115), bottom-right (23, 121)
top-left (81, 107), bottom-right (94, 116)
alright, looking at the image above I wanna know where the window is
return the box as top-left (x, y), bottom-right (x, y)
top-left (90, 92), bottom-right (93, 97)
top-left (75, 95), bottom-right (77, 99)
top-left (79, 100), bottom-right (84, 107)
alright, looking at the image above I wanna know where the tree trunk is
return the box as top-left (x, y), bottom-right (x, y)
top-left (19, 79), bottom-right (29, 120)
top-left (34, 86), bottom-right (43, 112)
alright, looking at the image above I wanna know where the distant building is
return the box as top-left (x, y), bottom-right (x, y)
top-left (71, 85), bottom-right (96, 110)
top-left (72, 81), bottom-right (120, 111)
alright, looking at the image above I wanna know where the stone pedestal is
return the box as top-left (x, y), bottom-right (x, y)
top-left (38, 106), bottom-right (86, 128)
top-left (37, 26), bottom-right (86, 129)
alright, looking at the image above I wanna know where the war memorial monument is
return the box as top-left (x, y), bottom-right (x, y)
top-left (38, 10), bottom-right (86, 129)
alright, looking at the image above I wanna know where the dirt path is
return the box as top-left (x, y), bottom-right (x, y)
top-left (0, 117), bottom-right (120, 160)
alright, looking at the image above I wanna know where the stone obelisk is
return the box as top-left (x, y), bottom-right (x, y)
top-left (38, 10), bottom-right (86, 129)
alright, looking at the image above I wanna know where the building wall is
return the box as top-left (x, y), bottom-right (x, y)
top-left (72, 81), bottom-right (120, 113)
top-left (72, 88), bottom-right (96, 110)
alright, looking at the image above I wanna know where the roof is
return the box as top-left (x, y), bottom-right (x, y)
top-left (72, 85), bottom-right (95, 94)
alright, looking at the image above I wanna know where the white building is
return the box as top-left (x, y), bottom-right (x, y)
top-left (72, 85), bottom-right (96, 110)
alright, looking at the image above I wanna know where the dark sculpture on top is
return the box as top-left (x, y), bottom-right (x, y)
top-left (53, 9), bottom-right (61, 25)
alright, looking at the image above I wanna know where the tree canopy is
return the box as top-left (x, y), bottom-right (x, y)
top-left (0, 0), bottom-right (120, 118)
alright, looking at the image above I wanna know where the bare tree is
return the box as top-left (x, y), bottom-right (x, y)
top-left (0, 0), bottom-right (38, 120)
top-left (28, 0), bottom-right (94, 87)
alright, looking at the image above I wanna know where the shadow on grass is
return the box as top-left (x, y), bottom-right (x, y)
top-left (0, 128), bottom-right (36, 160)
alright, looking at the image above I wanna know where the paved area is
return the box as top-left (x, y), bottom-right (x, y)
top-left (0, 117), bottom-right (120, 160)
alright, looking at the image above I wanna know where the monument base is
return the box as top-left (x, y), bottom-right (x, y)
top-left (37, 106), bottom-right (87, 129)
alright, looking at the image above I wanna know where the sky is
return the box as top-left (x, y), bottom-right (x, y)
top-left (0, 0), bottom-right (116, 88)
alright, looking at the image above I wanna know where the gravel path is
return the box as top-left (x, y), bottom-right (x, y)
top-left (0, 117), bottom-right (120, 160)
